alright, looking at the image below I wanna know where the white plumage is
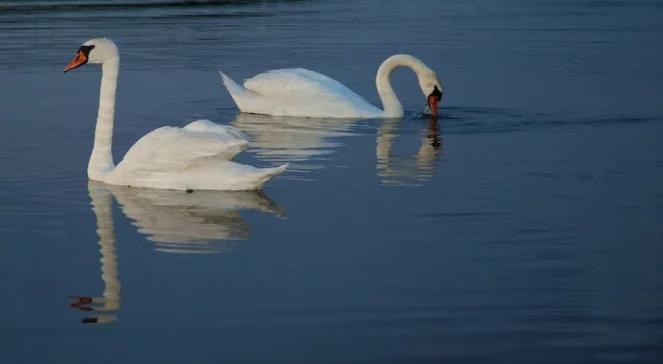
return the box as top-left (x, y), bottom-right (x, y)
top-left (65, 38), bottom-right (287, 191)
top-left (220, 54), bottom-right (443, 118)
top-left (106, 120), bottom-right (287, 191)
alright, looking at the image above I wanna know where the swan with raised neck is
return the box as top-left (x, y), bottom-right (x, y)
top-left (64, 38), bottom-right (287, 191)
top-left (65, 38), bottom-right (119, 180)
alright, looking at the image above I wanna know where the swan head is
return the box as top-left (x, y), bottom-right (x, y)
top-left (64, 38), bottom-right (119, 73)
top-left (420, 73), bottom-right (443, 118)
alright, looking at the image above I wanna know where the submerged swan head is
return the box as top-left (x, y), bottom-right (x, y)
top-left (418, 69), bottom-right (443, 118)
top-left (64, 38), bottom-right (118, 72)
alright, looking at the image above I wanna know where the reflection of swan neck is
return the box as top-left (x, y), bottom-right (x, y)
top-left (88, 57), bottom-right (119, 180)
top-left (90, 184), bottom-right (121, 311)
top-left (375, 119), bottom-right (442, 185)
top-left (375, 54), bottom-right (431, 118)
top-left (376, 119), bottom-right (398, 162)
top-left (99, 232), bottom-right (120, 310)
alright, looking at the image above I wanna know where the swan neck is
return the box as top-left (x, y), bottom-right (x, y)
top-left (375, 55), bottom-right (432, 118)
top-left (88, 58), bottom-right (119, 180)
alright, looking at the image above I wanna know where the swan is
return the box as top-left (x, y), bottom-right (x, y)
top-left (64, 38), bottom-right (287, 191)
top-left (219, 54), bottom-right (443, 118)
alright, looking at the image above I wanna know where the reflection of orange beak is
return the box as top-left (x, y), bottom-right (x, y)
top-left (428, 95), bottom-right (439, 118)
top-left (64, 50), bottom-right (88, 73)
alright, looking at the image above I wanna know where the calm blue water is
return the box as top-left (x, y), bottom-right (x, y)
top-left (1, 1), bottom-right (663, 363)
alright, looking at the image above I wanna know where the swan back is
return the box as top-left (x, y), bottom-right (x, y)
top-left (244, 68), bottom-right (353, 97)
top-left (223, 68), bottom-right (382, 118)
top-left (105, 120), bottom-right (287, 190)
top-left (108, 120), bottom-right (250, 184)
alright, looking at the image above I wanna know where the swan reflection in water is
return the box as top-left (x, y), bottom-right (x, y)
top-left (69, 183), bottom-right (121, 324)
top-left (69, 181), bottom-right (284, 324)
top-left (108, 183), bottom-right (284, 254)
top-left (376, 118), bottom-right (442, 186)
top-left (231, 112), bottom-right (441, 185)
top-left (231, 113), bottom-right (358, 176)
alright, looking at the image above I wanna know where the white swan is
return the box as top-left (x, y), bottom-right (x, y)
top-left (219, 54), bottom-right (443, 118)
top-left (64, 38), bottom-right (287, 191)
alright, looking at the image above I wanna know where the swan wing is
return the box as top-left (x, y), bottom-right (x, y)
top-left (114, 119), bottom-right (249, 176)
top-left (239, 68), bottom-right (382, 117)
top-left (245, 68), bottom-right (347, 96)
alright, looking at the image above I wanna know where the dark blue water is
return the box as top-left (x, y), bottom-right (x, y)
top-left (1, 1), bottom-right (663, 363)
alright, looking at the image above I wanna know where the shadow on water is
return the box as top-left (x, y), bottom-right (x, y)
top-left (68, 181), bottom-right (284, 324)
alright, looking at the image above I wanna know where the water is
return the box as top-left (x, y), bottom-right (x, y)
top-left (2, 0), bottom-right (663, 362)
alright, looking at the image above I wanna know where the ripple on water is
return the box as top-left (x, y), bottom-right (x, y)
top-left (441, 107), bottom-right (663, 134)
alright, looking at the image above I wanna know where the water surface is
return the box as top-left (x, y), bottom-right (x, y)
top-left (1, 1), bottom-right (663, 363)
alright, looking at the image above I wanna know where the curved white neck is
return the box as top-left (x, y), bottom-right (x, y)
top-left (88, 58), bottom-right (119, 180)
top-left (375, 54), bottom-right (432, 118)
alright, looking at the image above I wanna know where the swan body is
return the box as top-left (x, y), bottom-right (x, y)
top-left (65, 38), bottom-right (286, 191)
top-left (106, 119), bottom-right (287, 190)
top-left (220, 54), bottom-right (443, 118)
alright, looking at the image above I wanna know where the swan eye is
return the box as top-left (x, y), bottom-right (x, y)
top-left (78, 45), bottom-right (95, 56)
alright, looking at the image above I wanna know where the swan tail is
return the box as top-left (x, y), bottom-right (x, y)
top-left (219, 70), bottom-right (255, 112)
top-left (218, 70), bottom-right (241, 92)
top-left (255, 163), bottom-right (289, 189)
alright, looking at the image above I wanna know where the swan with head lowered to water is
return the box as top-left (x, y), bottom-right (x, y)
top-left (64, 38), bottom-right (287, 191)
top-left (219, 54), bottom-right (443, 118)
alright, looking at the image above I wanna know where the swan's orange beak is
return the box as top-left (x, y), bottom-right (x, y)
top-left (64, 50), bottom-right (88, 73)
top-left (427, 94), bottom-right (439, 118)
top-left (427, 85), bottom-right (442, 118)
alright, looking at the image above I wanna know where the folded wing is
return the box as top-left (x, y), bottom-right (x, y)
top-left (114, 119), bottom-right (250, 176)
